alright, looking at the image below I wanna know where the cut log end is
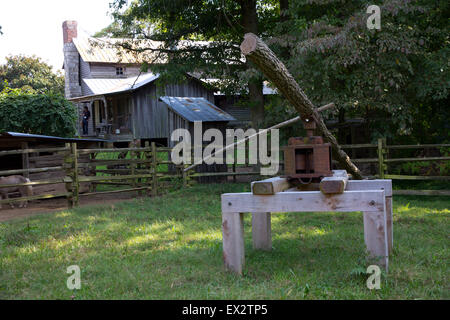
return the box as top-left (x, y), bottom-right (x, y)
top-left (252, 177), bottom-right (291, 195)
top-left (240, 33), bottom-right (258, 56)
top-left (320, 170), bottom-right (349, 194)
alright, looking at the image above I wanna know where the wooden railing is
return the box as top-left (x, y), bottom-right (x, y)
top-left (1, 139), bottom-right (448, 209)
top-left (0, 142), bottom-right (189, 208)
top-left (341, 139), bottom-right (450, 196)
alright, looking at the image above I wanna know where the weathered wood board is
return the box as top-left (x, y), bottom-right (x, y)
top-left (320, 170), bottom-right (349, 194)
top-left (251, 177), bottom-right (291, 195)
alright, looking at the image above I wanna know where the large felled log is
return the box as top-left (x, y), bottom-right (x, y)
top-left (240, 33), bottom-right (363, 179)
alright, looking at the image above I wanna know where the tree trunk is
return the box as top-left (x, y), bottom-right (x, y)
top-left (241, 0), bottom-right (265, 129)
top-left (240, 33), bottom-right (363, 179)
top-left (280, 0), bottom-right (289, 22)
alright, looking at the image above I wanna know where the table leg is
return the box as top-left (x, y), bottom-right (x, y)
top-left (386, 196), bottom-right (393, 254)
top-left (252, 212), bottom-right (272, 250)
top-left (363, 207), bottom-right (389, 272)
top-left (222, 211), bottom-right (245, 275)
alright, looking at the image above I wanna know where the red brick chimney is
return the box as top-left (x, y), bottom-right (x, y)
top-left (62, 21), bottom-right (78, 43)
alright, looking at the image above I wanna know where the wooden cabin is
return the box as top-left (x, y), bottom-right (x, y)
top-left (68, 73), bottom-right (235, 147)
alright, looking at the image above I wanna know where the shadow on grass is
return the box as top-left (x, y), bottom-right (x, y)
top-left (0, 183), bottom-right (448, 299)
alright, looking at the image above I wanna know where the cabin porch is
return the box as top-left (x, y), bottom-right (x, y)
top-left (74, 94), bottom-right (134, 142)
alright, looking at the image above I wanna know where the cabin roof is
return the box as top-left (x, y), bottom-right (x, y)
top-left (160, 97), bottom-right (236, 122)
top-left (73, 37), bottom-right (167, 64)
top-left (83, 73), bottom-right (160, 95)
top-left (70, 73), bottom-right (160, 101)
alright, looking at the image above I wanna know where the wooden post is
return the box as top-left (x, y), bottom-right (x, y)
top-left (63, 143), bottom-right (74, 208)
top-left (71, 143), bottom-right (79, 207)
top-left (252, 212), bottom-right (272, 250)
top-left (144, 141), bottom-right (152, 196)
top-left (90, 152), bottom-right (97, 192)
top-left (222, 211), bottom-right (245, 275)
top-left (378, 138), bottom-right (386, 179)
top-left (130, 142), bottom-right (136, 189)
top-left (21, 142), bottom-right (29, 179)
top-left (386, 196), bottom-right (394, 254)
top-left (151, 142), bottom-right (157, 197)
top-left (383, 138), bottom-right (388, 176)
top-left (232, 162), bottom-right (236, 183)
top-left (363, 205), bottom-right (389, 271)
top-left (182, 168), bottom-right (188, 188)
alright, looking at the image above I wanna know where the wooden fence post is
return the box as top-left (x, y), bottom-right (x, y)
top-left (183, 168), bottom-right (188, 188)
top-left (90, 152), bottom-right (97, 192)
top-left (144, 141), bottom-right (152, 196)
top-left (21, 142), bottom-right (29, 179)
top-left (232, 162), bottom-right (236, 183)
top-left (130, 141), bottom-right (136, 189)
top-left (64, 143), bottom-right (73, 208)
top-left (71, 142), bottom-right (80, 207)
top-left (151, 142), bottom-right (157, 197)
top-left (378, 138), bottom-right (386, 179)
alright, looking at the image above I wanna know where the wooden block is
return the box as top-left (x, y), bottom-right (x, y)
top-left (252, 212), bottom-right (271, 250)
top-left (320, 170), bottom-right (348, 194)
top-left (251, 177), bottom-right (291, 195)
top-left (222, 212), bottom-right (245, 275)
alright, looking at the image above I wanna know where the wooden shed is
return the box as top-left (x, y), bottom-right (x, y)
top-left (68, 73), bottom-right (219, 146)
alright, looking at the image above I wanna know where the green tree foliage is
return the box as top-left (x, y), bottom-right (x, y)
top-left (107, 0), bottom-right (280, 128)
top-left (0, 55), bottom-right (64, 94)
top-left (0, 86), bottom-right (77, 137)
top-left (105, 0), bottom-right (447, 143)
top-left (266, 0), bottom-right (449, 143)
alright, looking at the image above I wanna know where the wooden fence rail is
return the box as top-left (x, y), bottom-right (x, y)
top-left (0, 141), bottom-right (185, 208)
top-left (0, 139), bottom-right (448, 208)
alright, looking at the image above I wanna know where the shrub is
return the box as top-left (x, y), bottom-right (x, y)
top-left (0, 86), bottom-right (77, 137)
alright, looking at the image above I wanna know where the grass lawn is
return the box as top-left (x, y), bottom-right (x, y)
top-left (0, 183), bottom-right (448, 299)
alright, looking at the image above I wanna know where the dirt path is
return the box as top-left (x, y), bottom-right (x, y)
top-left (0, 192), bottom-right (140, 223)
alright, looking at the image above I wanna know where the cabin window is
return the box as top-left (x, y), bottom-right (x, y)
top-left (116, 67), bottom-right (124, 75)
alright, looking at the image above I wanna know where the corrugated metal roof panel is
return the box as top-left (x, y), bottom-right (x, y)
top-left (73, 37), bottom-right (168, 64)
top-left (160, 97), bottom-right (235, 122)
top-left (0, 132), bottom-right (109, 142)
top-left (81, 73), bottom-right (160, 96)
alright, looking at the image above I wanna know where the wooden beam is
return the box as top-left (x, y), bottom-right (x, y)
top-left (0, 166), bottom-right (64, 176)
top-left (0, 192), bottom-right (70, 205)
top-left (240, 33), bottom-right (363, 179)
top-left (222, 190), bottom-right (385, 213)
top-left (251, 177), bottom-right (291, 195)
top-left (287, 179), bottom-right (392, 196)
top-left (0, 147), bottom-right (69, 157)
top-left (345, 179), bottom-right (392, 196)
top-left (320, 170), bottom-right (349, 194)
